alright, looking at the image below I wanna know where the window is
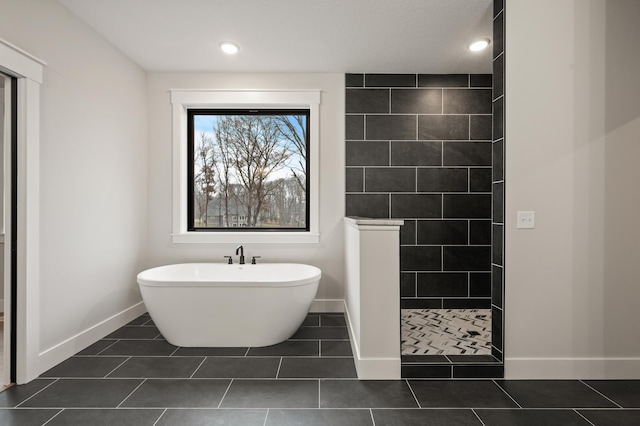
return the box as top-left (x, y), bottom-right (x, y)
top-left (187, 109), bottom-right (310, 232)
top-left (171, 90), bottom-right (320, 244)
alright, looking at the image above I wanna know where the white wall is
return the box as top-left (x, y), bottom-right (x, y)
top-left (505, 0), bottom-right (640, 378)
top-left (0, 0), bottom-right (148, 368)
top-left (146, 73), bottom-right (345, 304)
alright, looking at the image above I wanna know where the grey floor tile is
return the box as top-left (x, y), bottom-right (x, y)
top-left (100, 339), bottom-right (177, 356)
top-left (193, 357), bottom-right (280, 378)
top-left (372, 408), bottom-right (482, 426)
top-left (172, 347), bottom-right (248, 356)
top-left (278, 357), bottom-right (357, 379)
top-left (0, 408), bottom-right (60, 426)
top-left (496, 380), bottom-right (618, 408)
top-left (221, 379), bottom-right (318, 408)
top-left (320, 314), bottom-right (347, 326)
top-left (127, 315), bottom-right (152, 326)
top-left (108, 356), bottom-right (204, 378)
top-left (321, 380), bottom-right (418, 408)
top-left (409, 380), bottom-right (517, 408)
top-left (302, 314), bottom-right (320, 326)
top-left (0, 379), bottom-right (56, 407)
top-left (475, 409), bottom-right (592, 425)
top-left (40, 356), bottom-right (127, 378)
top-left (247, 340), bottom-right (319, 357)
top-left (266, 408), bottom-right (373, 426)
top-left (321, 340), bottom-right (353, 357)
top-left (19, 379), bottom-right (143, 408)
top-left (106, 326), bottom-right (161, 339)
top-left (156, 408), bottom-right (267, 426)
top-left (291, 326), bottom-right (349, 339)
top-left (76, 340), bottom-right (117, 355)
top-left (584, 380), bottom-right (640, 408)
top-left (45, 408), bottom-right (164, 425)
top-left (578, 409), bottom-right (640, 426)
top-left (121, 379), bottom-right (230, 408)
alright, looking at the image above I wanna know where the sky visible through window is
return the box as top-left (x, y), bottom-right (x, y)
top-left (193, 114), bottom-right (305, 182)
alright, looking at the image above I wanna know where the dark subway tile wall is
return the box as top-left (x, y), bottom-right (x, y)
top-left (418, 74), bottom-right (469, 87)
top-left (418, 115), bottom-right (469, 140)
top-left (391, 141), bottom-right (441, 166)
top-left (345, 73), bottom-right (492, 312)
top-left (492, 0), bottom-right (506, 365)
top-left (391, 89), bottom-right (442, 113)
top-left (346, 89), bottom-right (389, 113)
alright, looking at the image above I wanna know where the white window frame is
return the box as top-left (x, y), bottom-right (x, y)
top-left (170, 89), bottom-right (320, 244)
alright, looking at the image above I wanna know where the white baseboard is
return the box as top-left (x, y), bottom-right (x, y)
top-left (506, 357), bottom-right (640, 379)
top-left (310, 299), bottom-right (344, 313)
top-left (38, 302), bottom-right (147, 375)
top-left (344, 301), bottom-right (400, 380)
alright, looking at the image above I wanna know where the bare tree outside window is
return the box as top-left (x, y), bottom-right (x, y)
top-left (188, 109), bottom-right (310, 231)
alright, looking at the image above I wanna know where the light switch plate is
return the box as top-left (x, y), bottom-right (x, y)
top-left (517, 211), bottom-right (535, 229)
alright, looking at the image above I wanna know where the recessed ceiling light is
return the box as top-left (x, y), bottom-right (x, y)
top-left (468, 38), bottom-right (490, 52)
top-left (220, 42), bottom-right (239, 55)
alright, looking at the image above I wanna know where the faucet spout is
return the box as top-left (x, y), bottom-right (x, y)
top-left (235, 245), bottom-right (245, 264)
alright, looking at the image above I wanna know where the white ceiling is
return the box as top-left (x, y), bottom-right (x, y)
top-left (57, 0), bottom-right (493, 74)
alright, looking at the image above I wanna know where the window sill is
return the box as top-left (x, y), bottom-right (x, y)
top-left (171, 232), bottom-right (320, 244)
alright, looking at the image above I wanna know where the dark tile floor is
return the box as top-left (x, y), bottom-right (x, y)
top-left (0, 313), bottom-right (639, 425)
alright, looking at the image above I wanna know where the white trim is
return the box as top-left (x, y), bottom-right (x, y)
top-left (170, 89), bottom-right (321, 244)
top-left (38, 302), bottom-right (147, 374)
top-left (0, 39), bottom-right (44, 384)
top-left (0, 38), bottom-right (45, 84)
top-left (345, 301), bottom-right (401, 380)
top-left (309, 299), bottom-right (344, 313)
top-left (505, 357), bottom-right (640, 379)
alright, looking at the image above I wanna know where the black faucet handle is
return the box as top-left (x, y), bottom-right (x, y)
top-left (224, 256), bottom-right (233, 264)
top-left (251, 256), bottom-right (261, 264)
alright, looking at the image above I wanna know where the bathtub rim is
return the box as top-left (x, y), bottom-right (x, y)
top-left (137, 262), bottom-right (322, 288)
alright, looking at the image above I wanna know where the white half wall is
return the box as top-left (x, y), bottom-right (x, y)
top-left (505, 0), bottom-right (640, 378)
top-left (145, 73), bottom-right (345, 302)
top-left (0, 0), bottom-right (149, 375)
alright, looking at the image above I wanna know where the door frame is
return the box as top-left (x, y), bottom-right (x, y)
top-left (0, 37), bottom-right (44, 384)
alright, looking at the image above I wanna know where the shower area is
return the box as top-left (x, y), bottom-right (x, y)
top-left (344, 0), bottom-right (504, 377)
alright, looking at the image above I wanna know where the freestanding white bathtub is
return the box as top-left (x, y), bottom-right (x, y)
top-left (137, 263), bottom-right (321, 347)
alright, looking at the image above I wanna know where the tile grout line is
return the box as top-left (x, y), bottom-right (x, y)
top-left (491, 379), bottom-right (523, 409)
top-left (262, 408), bottom-right (270, 426)
top-left (39, 408), bottom-right (64, 426)
top-left (117, 378), bottom-right (147, 408)
top-left (189, 356), bottom-right (208, 379)
top-left (104, 356), bottom-right (132, 378)
top-left (405, 379), bottom-right (422, 408)
top-left (471, 408), bottom-right (487, 426)
top-left (318, 379), bottom-right (321, 409)
top-left (151, 408), bottom-right (168, 426)
top-left (369, 408), bottom-right (377, 425)
top-left (95, 339), bottom-right (120, 356)
top-left (574, 409), bottom-right (597, 426)
top-left (275, 357), bottom-right (283, 379)
top-left (15, 378), bottom-right (59, 408)
top-left (217, 379), bottom-right (234, 409)
top-left (579, 380), bottom-right (624, 409)
top-left (169, 345), bottom-right (181, 357)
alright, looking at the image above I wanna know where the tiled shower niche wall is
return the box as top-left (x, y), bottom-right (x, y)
top-left (345, 73), bottom-right (493, 311)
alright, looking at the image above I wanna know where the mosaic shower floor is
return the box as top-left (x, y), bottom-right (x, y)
top-left (401, 309), bottom-right (491, 355)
